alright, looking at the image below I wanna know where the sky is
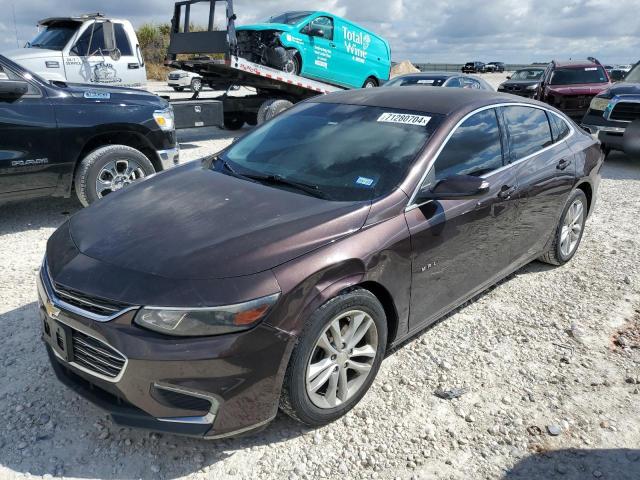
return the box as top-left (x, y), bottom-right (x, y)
top-left (0, 0), bottom-right (638, 64)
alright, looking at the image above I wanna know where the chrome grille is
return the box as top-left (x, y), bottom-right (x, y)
top-left (610, 102), bottom-right (640, 122)
top-left (168, 73), bottom-right (181, 80)
top-left (72, 331), bottom-right (126, 379)
top-left (53, 283), bottom-right (129, 316)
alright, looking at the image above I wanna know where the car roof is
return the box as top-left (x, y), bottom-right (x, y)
top-left (553, 60), bottom-right (600, 69)
top-left (392, 72), bottom-right (458, 79)
top-left (314, 86), bottom-right (529, 116)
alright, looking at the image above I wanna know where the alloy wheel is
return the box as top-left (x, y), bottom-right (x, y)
top-left (560, 198), bottom-right (584, 257)
top-left (96, 158), bottom-right (146, 198)
top-left (305, 310), bottom-right (378, 409)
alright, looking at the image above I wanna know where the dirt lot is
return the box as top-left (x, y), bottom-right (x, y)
top-left (1, 75), bottom-right (639, 480)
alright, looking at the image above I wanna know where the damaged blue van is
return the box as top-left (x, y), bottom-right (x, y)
top-left (236, 11), bottom-right (391, 89)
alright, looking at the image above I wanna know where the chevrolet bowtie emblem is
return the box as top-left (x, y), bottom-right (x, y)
top-left (45, 301), bottom-right (61, 319)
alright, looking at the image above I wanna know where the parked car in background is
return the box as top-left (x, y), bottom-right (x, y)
top-left (535, 59), bottom-right (611, 118)
top-left (485, 62), bottom-right (505, 73)
top-left (0, 54), bottom-right (178, 206)
top-left (385, 72), bottom-right (494, 90)
top-left (609, 64), bottom-right (633, 82)
top-left (2, 13), bottom-right (146, 88)
top-left (582, 61), bottom-right (640, 158)
top-left (40, 86), bottom-right (601, 439)
top-left (236, 11), bottom-right (391, 89)
top-left (167, 70), bottom-right (203, 92)
top-left (462, 61), bottom-right (485, 73)
top-left (497, 67), bottom-right (545, 97)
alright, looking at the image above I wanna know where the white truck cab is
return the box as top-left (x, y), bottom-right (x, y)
top-left (2, 13), bottom-right (147, 88)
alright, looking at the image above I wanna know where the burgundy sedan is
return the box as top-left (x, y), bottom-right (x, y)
top-left (39, 87), bottom-right (602, 438)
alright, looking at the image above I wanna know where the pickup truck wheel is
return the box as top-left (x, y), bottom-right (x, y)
top-left (74, 145), bottom-right (155, 207)
top-left (257, 99), bottom-right (294, 125)
top-left (224, 114), bottom-right (245, 130)
top-left (363, 77), bottom-right (378, 88)
top-left (190, 78), bottom-right (202, 92)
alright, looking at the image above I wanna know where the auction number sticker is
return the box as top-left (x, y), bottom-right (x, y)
top-left (377, 112), bottom-right (431, 126)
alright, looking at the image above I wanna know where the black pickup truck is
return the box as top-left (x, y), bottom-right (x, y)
top-left (0, 54), bottom-right (179, 206)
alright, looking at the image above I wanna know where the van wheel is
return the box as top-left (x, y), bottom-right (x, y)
top-left (190, 77), bottom-right (203, 92)
top-left (279, 289), bottom-right (387, 426)
top-left (257, 99), bottom-right (293, 125)
top-left (223, 114), bottom-right (245, 130)
top-left (363, 77), bottom-right (378, 88)
top-left (283, 51), bottom-right (301, 75)
top-left (74, 145), bottom-right (155, 207)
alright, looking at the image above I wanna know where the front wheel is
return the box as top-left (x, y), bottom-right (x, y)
top-left (74, 145), bottom-right (156, 207)
top-left (363, 77), bottom-right (378, 88)
top-left (283, 51), bottom-right (301, 75)
top-left (279, 289), bottom-right (387, 426)
top-left (538, 189), bottom-right (588, 265)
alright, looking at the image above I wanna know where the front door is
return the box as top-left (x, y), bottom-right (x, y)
top-left (405, 108), bottom-right (518, 330)
top-left (0, 61), bottom-right (60, 196)
top-left (301, 16), bottom-right (340, 84)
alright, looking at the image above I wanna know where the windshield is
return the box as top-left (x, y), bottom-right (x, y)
top-left (511, 69), bottom-right (544, 81)
top-left (385, 76), bottom-right (447, 87)
top-left (624, 64), bottom-right (640, 83)
top-left (28, 22), bottom-right (80, 50)
top-left (266, 11), bottom-right (313, 25)
top-left (550, 66), bottom-right (608, 85)
top-left (218, 102), bottom-right (441, 202)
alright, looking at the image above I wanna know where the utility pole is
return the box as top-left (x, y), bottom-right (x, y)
top-left (12, 1), bottom-right (20, 47)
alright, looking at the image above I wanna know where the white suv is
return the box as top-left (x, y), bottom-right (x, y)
top-left (167, 70), bottom-right (203, 92)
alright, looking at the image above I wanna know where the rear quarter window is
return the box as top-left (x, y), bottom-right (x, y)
top-left (502, 106), bottom-right (553, 160)
top-left (548, 113), bottom-right (571, 142)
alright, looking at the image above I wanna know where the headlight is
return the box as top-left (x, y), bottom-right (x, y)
top-left (589, 96), bottom-right (611, 111)
top-left (179, 72), bottom-right (189, 78)
top-left (134, 293), bottom-right (280, 336)
top-left (153, 108), bottom-right (175, 131)
top-left (526, 83), bottom-right (539, 91)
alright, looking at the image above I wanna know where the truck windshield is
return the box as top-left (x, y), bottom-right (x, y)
top-left (550, 67), bottom-right (608, 85)
top-left (28, 22), bottom-right (80, 51)
top-left (624, 64), bottom-right (640, 83)
top-left (266, 11), bottom-right (313, 25)
top-left (218, 102), bottom-right (441, 202)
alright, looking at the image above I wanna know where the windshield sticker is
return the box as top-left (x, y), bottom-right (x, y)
top-left (585, 67), bottom-right (598, 71)
top-left (84, 91), bottom-right (111, 100)
top-left (355, 176), bottom-right (376, 188)
top-left (417, 79), bottom-right (435, 84)
top-left (377, 112), bottom-right (431, 127)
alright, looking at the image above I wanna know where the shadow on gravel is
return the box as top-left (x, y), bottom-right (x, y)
top-left (0, 302), bottom-right (309, 480)
top-left (503, 448), bottom-right (640, 479)
top-left (0, 196), bottom-right (80, 237)
top-left (602, 152), bottom-right (640, 181)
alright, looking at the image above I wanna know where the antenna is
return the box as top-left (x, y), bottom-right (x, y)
top-left (11, 0), bottom-right (19, 47)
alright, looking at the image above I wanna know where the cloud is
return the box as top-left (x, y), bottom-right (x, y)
top-left (1, 0), bottom-right (638, 64)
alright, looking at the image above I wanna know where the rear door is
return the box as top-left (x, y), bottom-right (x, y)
top-left (405, 108), bottom-right (519, 330)
top-left (501, 105), bottom-right (576, 264)
top-left (0, 61), bottom-right (60, 195)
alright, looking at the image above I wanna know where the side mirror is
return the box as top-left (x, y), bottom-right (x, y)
top-left (0, 80), bottom-right (29, 99)
top-left (305, 25), bottom-right (325, 37)
top-left (102, 21), bottom-right (118, 54)
top-left (417, 174), bottom-right (490, 202)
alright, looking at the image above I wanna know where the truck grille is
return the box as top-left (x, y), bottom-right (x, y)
top-left (610, 102), bottom-right (640, 122)
top-left (561, 95), bottom-right (592, 109)
top-left (72, 331), bottom-right (126, 379)
top-left (168, 73), bottom-right (181, 80)
top-left (53, 283), bottom-right (129, 317)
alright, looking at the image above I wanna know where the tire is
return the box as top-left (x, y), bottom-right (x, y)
top-left (74, 145), bottom-right (155, 207)
top-left (223, 114), bottom-right (245, 130)
top-left (283, 51), bottom-right (301, 75)
top-left (538, 189), bottom-right (588, 266)
top-left (279, 289), bottom-right (387, 426)
top-left (363, 77), bottom-right (378, 88)
top-left (245, 113), bottom-right (258, 126)
top-left (257, 99), bottom-right (293, 125)
top-left (190, 77), bottom-right (202, 92)
top-left (173, 87), bottom-right (184, 92)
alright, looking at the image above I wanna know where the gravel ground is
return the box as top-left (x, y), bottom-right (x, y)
top-left (1, 75), bottom-right (639, 480)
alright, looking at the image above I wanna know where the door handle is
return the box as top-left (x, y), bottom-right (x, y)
top-left (497, 185), bottom-right (516, 199)
top-left (556, 158), bottom-right (571, 170)
top-left (128, 63), bottom-right (140, 69)
top-left (330, 42), bottom-right (336, 48)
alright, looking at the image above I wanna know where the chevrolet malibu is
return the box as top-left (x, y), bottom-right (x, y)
top-left (39, 88), bottom-right (602, 439)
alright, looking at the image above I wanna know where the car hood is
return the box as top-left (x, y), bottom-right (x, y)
top-left (68, 161), bottom-right (371, 280)
top-left (502, 79), bottom-right (539, 87)
top-left (237, 23), bottom-right (293, 32)
top-left (547, 83), bottom-right (610, 95)
top-left (60, 82), bottom-right (168, 106)
top-left (1, 47), bottom-right (63, 62)
top-left (601, 82), bottom-right (640, 97)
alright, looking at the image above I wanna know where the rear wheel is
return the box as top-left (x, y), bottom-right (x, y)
top-left (538, 189), bottom-right (588, 266)
top-left (363, 77), bottom-right (378, 88)
top-left (190, 77), bottom-right (202, 92)
top-left (74, 145), bottom-right (155, 207)
top-left (279, 289), bottom-right (387, 426)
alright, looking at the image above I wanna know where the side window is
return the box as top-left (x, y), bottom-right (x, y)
top-left (548, 113), bottom-right (571, 142)
top-left (308, 16), bottom-right (334, 40)
top-left (114, 24), bottom-right (133, 56)
top-left (444, 77), bottom-right (462, 88)
top-left (502, 106), bottom-right (553, 160)
top-left (0, 64), bottom-right (7, 80)
top-left (431, 109), bottom-right (504, 181)
top-left (0, 63), bottom-right (40, 96)
top-left (71, 22), bottom-right (106, 56)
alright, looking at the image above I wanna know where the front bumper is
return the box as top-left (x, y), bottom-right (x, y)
top-left (582, 111), bottom-right (640, 155)
top-left (156, 146), bottom-right (180, 170)
top-left (37, 266), bottom-right (295, 438)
